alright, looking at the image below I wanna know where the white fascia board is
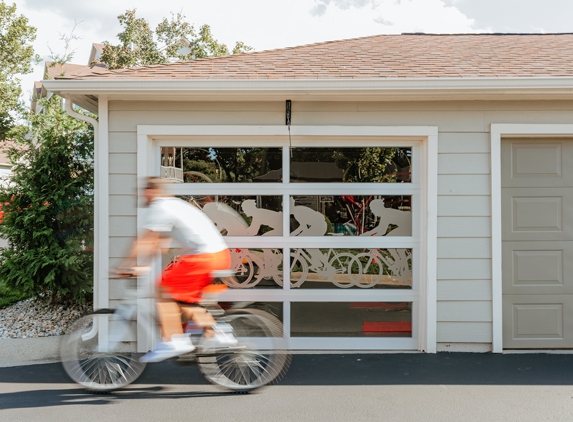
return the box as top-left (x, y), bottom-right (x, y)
top-left (41, 76), bottom-right (573, 100)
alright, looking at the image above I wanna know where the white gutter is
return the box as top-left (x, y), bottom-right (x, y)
top-left (42, 76), bottom-right (573, 94)
top-left (63, 100), bottom-right (101, 312)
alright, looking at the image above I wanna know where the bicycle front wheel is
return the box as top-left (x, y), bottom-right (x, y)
top-left (329, 252), bottom-right (361, 288)
top-left (198, 309), bottom-right (291, 392)
top-left (60, 310), bottom-right (147, 392)
top-left (353, 252), bottom-right (384, 288)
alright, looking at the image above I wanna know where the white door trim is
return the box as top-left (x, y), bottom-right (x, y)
top-left (96, 95), bottom-right (109, 310)
top-left (491, 124), bottom-right (573, 353)
top-left (137, 124), bottom-right (438, 352)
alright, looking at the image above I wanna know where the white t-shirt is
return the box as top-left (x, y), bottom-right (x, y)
top-left (144, 197), bottom-right (228, 254)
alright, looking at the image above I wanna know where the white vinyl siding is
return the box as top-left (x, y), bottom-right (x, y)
top-left (437, 322), bottom-right (492, 343)
top-left (437, 280), bottom-right (492, 301)
top-left (438, 175), bottom-right (490, 195)
top-left (436, 129), bottom-right (493, 348)
top-left (437, 217), bottom-right (491, 237)
top-left (437, 238), bottom-right (491, 259)
top-left (438, 196), bottom-right (490, 216)
top-left (437, 301), bottom-right (492, 322)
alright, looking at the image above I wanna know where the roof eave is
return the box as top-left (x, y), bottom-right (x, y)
top-left (42, 77), bottom-right (573, 112)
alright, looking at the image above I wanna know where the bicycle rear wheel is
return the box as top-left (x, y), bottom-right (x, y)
top-left (60, 310), bottom-right (147, 392)
top-left (198, 308), bottom-right (291, 392)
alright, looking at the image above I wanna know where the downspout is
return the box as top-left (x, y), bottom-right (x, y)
top-left (63, 99), bottom-right (101, 312)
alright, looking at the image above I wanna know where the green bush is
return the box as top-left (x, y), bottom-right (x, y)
top-left (0, 96), bottom-right (94, 305)
top-left (0, 279), bottom-right (32, 308)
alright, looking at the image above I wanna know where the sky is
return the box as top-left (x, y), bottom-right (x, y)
top-left (9, 0), bottom-right (573, 105)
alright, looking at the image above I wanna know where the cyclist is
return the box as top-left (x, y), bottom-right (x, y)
top-left (362, 198), bottom-right (411, 237)
top-left (118, 177), bottom-right (236, 363)
top-left (242, 199), bottom-right (283, 236)
top-left (289, 197), bottom-right (328, 270)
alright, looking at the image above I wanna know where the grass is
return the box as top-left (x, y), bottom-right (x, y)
top-left (0, 281), bottom-right (32, 309)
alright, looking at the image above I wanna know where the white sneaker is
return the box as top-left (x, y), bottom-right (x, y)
top-left (139, 335), bottom-right (195, 363)
top-left (201, 324), bottom-right (239, 349)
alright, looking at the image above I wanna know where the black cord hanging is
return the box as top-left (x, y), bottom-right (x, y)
top-left (286, 100), bottom-right (292, 157)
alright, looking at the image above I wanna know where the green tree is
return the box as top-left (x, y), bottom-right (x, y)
top-left (0, 96), bottom-right (94, 304)
top-left (96, 9), bottom-right (253, 70)
top-left (0, 1), bottom-right (38, 139)
top-left (333, 148), bottom-right (398, 183)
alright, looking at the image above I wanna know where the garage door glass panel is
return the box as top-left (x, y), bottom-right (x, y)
top-left (177, 195), bottom-right (282, 236)
top-left (290, 195), bottom-right (412, 236)
top-left (291, 302), bottom-right (412, 337)
top-left (161, 147), bottom-right (282, 183)
top-left (159, 139), bottom-right (421, 350)
top-left (289, 248), bottom-right (412, 289)
top-left (290, 147), bottom-right (411, 183)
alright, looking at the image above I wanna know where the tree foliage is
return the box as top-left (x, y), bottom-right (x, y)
top-left (0, 1), bottom-right (38, 138)
top-left (95, 9), bottom-right (253, 70)
top-left (179, 147), bottom-right (282, 183)
top-left (0, 96), bottom-right (94, 304)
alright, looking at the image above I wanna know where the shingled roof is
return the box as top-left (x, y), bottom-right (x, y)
top-left (56, 33), bottom-right (573, 80)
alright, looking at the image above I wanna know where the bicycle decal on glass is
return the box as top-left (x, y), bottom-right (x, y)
top-left (222, 247), bottom-right (411, 289)
top-left (198, 197), bottom-right (412, 289)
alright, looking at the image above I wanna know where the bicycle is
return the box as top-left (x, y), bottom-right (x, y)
top-left (60, 271), bottom-right (291, 393)
top-left (222, 248), bottom-right (284, 288)
top-left (351, 248), bottom-right (412, 288)
top-left (275, 248), bottom-right (357, 288)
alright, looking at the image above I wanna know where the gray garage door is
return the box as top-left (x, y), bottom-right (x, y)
top-left (502, 138), bottom-right (573, 349)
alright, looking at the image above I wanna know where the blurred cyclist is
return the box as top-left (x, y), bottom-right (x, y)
top-left (118, 177), bottom-right (236, 362)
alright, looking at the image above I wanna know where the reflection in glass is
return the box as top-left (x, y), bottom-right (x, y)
top-left (291, 302), bottom-right (412, 337)
top-left (290, 195), bottom-right (411, 236)
top-left (162, 147), bottom-right (282, 183)
top-left (290, 147), bottom-right (411, 183)
top-left (223, 248), bottom-right (283, 289)
top-left (289, 248), bottom-right (412, 289)
top-left (176, 196), bottom-right (282, 236)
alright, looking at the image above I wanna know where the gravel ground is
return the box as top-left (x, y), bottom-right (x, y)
top-left (0, 298), bottom-right (92, 339)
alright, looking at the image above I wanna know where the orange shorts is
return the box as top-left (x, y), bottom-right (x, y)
top-left (159, 249), bottom-right (231, 303)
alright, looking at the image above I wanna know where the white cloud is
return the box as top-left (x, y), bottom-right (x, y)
top-left (312, 0), bottom-right (479, 33)
top-left (444, 0), bottom-right (573, 33)
top-left (311, 0), bottom-right (378, 16)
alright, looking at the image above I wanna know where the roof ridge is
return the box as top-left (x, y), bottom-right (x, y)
top-left (400, 32), bottom-right (573, 36)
